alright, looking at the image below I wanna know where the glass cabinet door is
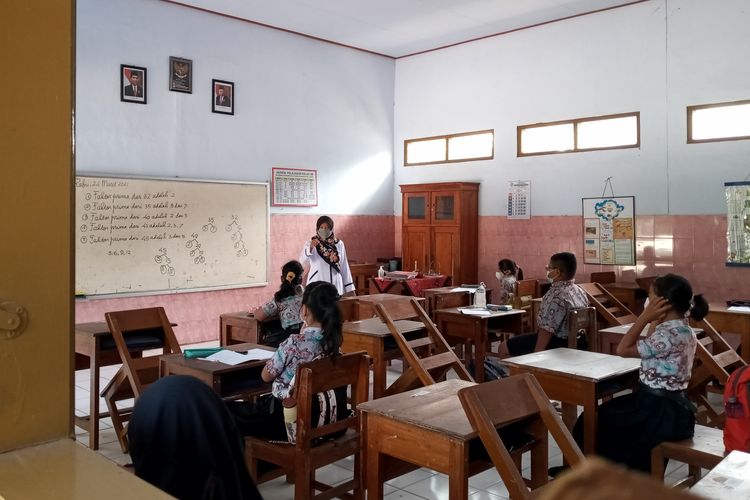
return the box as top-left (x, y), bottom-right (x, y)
top-left (432, 192), bottom-right (458, 224)
top-left (403, 192), bottom-right (429, 225)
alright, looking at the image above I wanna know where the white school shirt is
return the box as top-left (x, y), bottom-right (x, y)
top-left (299, 239), bottom-right (355, 295)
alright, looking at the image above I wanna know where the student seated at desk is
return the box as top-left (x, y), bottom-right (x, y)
top-left (228, 281), bottom-right (348, 441)
top-left (254, 260), bottom-right (304, 345)
top-left (497, 252), bottom-right (588, 356)
top-left (572, 274), bottom-right (708, 473)
top-left (129, 375), bottom-right (262, 500)
top-left (496, 258), bottom-right (524, 305)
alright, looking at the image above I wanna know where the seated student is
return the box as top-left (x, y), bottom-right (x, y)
top-left (228, 281), bottom-right (348, 441)
top-left (254, 260), bottom-right (304, 346)
top-left (497, 252), bottom-right (588, 357)
top-left (496, 258), bottom-right (524, 305)
top-left (573, 274), bottom-right (708, 473)
top-left (128, 375), bottom-right (262, 500)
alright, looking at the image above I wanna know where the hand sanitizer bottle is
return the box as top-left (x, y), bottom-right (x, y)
top-left (475, 282), bottom-right (487, 308)
top-left (377, 265), bottom-right (386, 278)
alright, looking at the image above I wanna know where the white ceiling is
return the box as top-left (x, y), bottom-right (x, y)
top-left (166, 0), bottom-right (644, 58)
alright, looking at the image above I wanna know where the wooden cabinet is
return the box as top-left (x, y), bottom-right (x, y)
top-left (400, 182), bottom-right (479, 285)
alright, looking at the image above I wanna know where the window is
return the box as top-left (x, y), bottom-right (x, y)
top-left (517, 112), bottom-right (639, 157)
top-left (404, 130), bottom-right (494, 166)
top-left (688, 99), bottom-right (750, 143)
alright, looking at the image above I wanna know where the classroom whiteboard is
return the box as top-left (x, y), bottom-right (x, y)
top-left (75, 175), bottom-right (269, 296)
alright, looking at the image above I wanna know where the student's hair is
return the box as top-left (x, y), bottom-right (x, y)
top-left (652, 274), bottom-right (709, 321)
top-left (498, 259), bottom-right (524, 280)
top-left (274, 260), bottom-right (304, 302)
top-left (316, 215), bottom-right (334, 230)
top-left (550, 252), bottom-right (577, 280)
top-left (302, 281), bottom-right (342, 357)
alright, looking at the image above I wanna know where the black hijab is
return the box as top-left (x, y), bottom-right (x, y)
top-left (128, 375), bottom-right (263, 500)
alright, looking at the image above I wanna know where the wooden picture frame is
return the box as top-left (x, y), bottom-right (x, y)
top-left (212, 79), bottom-right (234, 115)
top-left (120, 64), bottom-right (146, 104)
top-left (169, 56), bottom-right (192, 93)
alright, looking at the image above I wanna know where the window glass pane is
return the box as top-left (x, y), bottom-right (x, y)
top-left (406, 138), bottom-right (446, 164)
top-left (434, 195), bottom-right (455, 220)
top-left (577, 115), bottom-right (638, 149)
top-left (407, 196), bottom-right (426, 220)
top-left (692, 104), bottom-right (750, 140)
top-left (520, 124), bottom-right (574, 154)
top-left (447, 132), bottom-right (493, 160)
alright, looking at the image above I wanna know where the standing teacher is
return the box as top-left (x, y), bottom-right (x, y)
top-left (299, 216), bottom-right (356, 296)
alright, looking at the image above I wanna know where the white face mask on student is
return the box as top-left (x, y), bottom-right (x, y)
top-left (317, 228), bottom-right (332, 239)
top-left (495, 271), bottom-right (503, 280)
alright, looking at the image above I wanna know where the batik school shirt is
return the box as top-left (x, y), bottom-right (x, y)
top-left (264, 326), bottom-right (324, 399)
top-left (496, 275), bottom-right (518, 305)
top-left (637, 318), bottom-right (697, 391)
top-left (536, 280), bottom-right (589, 338)
top-left (261, 287), bottom-right (303, 330)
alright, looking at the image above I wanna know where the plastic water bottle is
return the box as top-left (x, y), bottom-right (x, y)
top-left (475, 282), bottom-right (487, 308)
top-left (377, 265), bottom-right (386, 278)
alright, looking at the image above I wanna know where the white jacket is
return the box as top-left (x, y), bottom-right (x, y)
top-left (299, 239), bottom-right (355, 295)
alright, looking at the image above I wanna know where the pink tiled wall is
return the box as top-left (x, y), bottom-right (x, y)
top-left (477, 215), bottom-right (749, 305)
top-left (75, 214), bottom-right (395, 344)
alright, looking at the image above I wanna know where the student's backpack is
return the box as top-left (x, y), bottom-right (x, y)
top-left (724, 365), bottom-right (750, 452)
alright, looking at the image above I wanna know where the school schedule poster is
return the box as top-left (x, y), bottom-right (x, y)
top-left (726, 181), bottom-right (750, 266)
top-left (271, 167), bottom-right (318, 207)
top-left (582, 196), bottom-right (635, 265)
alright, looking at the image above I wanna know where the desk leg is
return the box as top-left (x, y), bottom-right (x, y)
top-left (583, 387), bottom-right (598, 455)
top-left (365, 423), bottom-right (384, 499)
top-left (474, 325), bottom-right (487, 383)
top-left (448, 441), bottom-right (469, 500)
top-left (373, 346), bottom-right (386, 400)
top-left (89, 339), bottom-right (101, 450)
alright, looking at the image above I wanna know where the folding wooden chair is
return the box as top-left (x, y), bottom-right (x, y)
top-left (688, 318), bottom-right (747, 427)
top-left (589, 271), bottom-right (616, 284)
top-left (375, 298), bottom-right (473, 396)
top-left (578, 282), bottom-right (637, 327)
top-left (101, 307), bottom-right (182, 453)
top-left (244, 352), bottom-right (369, 499)
top-left (458, 374), bottom-right (585, 499)
top-left (566, 307), bottom-right (598, 351)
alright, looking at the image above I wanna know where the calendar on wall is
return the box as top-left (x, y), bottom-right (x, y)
top-left (271, 167), bottom-right (318, 207)
top-left (507, 180), bottom-right (531, 219)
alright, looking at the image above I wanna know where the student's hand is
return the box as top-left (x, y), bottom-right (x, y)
top-left (640, 296), bottom-right (671, 324)
top-left (311, 236), bottom-right (320, 247)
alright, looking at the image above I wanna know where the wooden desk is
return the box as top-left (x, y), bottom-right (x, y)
top-left (435, 307), bottom-right (525, 382)
top-left (598, 323), bottom-right (703, 355)
top-left (603, 282), bottom-right (646, 314)
top-left (159, 343), bottom-right (273, 399)
top-left (360, 379), bottom-right (493, 500)
top-left (353, 294), bottom-right (425, 320)
top-left (503, 348), bottom-right (640, 454)
top-left (220, 311), bottom-right (281, 346)
top-left (690, 450), bottom-right (750, 499)
top-left (704, 303), bottom-right (750, 363)
top-left (370, 275), bottom-right (449, 296)
top-left (423, 286), bottom-right (493, 318)
top-left (341, 318), bottom-right (426, 398)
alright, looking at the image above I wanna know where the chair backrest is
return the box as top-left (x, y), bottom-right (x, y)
top-left (578, 282), bottom-right (637, 327)
top-left (635, 276), bottom-right (656, 293)
top-left (338, 296), bottom-right (358, 322)
top-left (368, 296), bottom-right (420, 321)
top-left (566, 307), bottom-right (597, 350)
top-left (349, 263), bottom-right (378, 296)
top-left (375, 299), bottom-right (473, 396)
top-left (458, 374), bottom-right (585, 499)
top-left (294, 351), bottom-right (370, 451)
top-left (516, 279), bottom-right (538, 299)
top-left (589, 271), bottom-right (616, 284)
top-left (105, 307), bottom-right (182, 397)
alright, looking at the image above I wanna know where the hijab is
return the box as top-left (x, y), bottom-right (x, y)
top-left (313, 216), bottom-right (340, 272)
top-left (128, 375), bottom-right (263, 500)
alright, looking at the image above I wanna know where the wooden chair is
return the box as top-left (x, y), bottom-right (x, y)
top-left (512, 279), bottom-right (539, 334)
top-left (244, 351), bottom-right (369, 499)
top-left (590, 271), bottom-right (616, 284)
top-left (688, 319), bottom-right (747, 427)
top-left (651, 424), bottom-right (725, 488)
top-left (458, 374), bottom-right (586, 499)
top-left (578, 282), bottom-right (637, 327)
top-left (101, 307), bottom-right (182, 453)
top-left (349, 263), bottom-right (378, 296)
top-left (566, 307), bottom-right (598, 351)
top-left (375, 298), bottom-right (473, 396)
top-left (635, 276), bottom-right (657, 293)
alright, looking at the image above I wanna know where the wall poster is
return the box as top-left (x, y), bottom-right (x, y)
top-left (271, 167), bottom-right (318, 207)
top-left (726, 181), bottom-right (750, 266)
top-left (582, 196), bottom-right (636, 265)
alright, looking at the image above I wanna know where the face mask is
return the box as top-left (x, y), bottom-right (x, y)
top-left (546, 270), bottom-right (555, 283)
top-left (495, 271), bottom-right (503, 280)
top-left (317, 228), bottom-right (331, 239)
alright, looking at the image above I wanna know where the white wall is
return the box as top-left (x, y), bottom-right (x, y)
top-left (76, 0), bottom-right (395, 215)
top-left (393, 0), bottom-right (750, 216)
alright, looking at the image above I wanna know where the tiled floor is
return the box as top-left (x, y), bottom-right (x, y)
top-left (74, 342), bottom-right (702, 499)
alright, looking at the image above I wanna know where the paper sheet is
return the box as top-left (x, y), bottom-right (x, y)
top-left (200, 348), bottom-right (273, 365)
top-left (459, 307), bottom-right (491, 317)
top-left (728, 306), bottom-right (750, 313)
top-left (451, 287), bottom-right (477, 294)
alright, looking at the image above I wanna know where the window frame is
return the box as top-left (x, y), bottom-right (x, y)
top-left (687, 99), bottom-right (750, 144)
top-left (516, 111), bottom-right (640, 157)
top-left (403, 129), bottom-right (494, 166)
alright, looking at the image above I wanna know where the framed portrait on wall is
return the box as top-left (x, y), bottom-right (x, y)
top-left (212, 79), bottom-right (234, 115)
top-left (120, 64), bottom-right (147, 104)
top-left (169, 56), bottom-right (192, 93)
